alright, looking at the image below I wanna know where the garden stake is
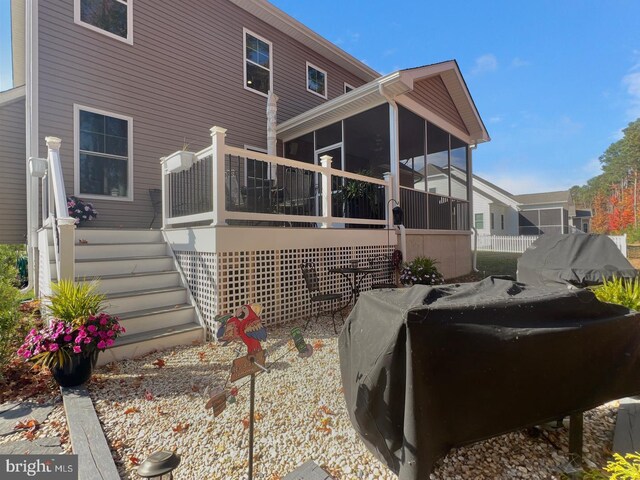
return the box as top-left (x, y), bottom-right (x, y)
top-left (248, 372), bottom-right (255, 480)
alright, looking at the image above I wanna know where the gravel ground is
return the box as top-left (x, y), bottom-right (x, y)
top-left (88, 319), bottom-right (617, 480)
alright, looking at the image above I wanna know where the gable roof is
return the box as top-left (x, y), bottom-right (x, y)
top-left (514, 190), bottom-right (572, 205)
top-left (0, 85), bottom-right (26, 107)
top-left (277, 61), bottom-right (490, 145)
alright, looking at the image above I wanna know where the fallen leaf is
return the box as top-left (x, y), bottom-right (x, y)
top-left (124, 407), bottom-right (139, 415)
top-left (152, 358), bottom-right (166, 369)
top-left (319, 405), bottom-right (335, 416)
top-left (111, 439), bottom-right (125, 450)
top-left (129, 456), bottom-right (141, 466)
top-left (23, 430), bottom-right (36, 441)
top-left (156, 407), bottom-right (168, 416)
top-left (242, 418), bottom-right (250, 430)
top-left (191, 384), bottom-right (200, 392)
top-left (313, 340), bottom-right (324, 350)
top-left (172, 423), bottom-right (190, 433)
top-left (198, 351), bottom-right (206, 362)
top-left (144, 390), bottom-right (153, 401)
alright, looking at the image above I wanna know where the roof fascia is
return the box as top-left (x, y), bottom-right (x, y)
top-left (229, 0), bottom-right (379, 82)
top-left (0, 85), bottom-right (26, 107)
top-left (473, 177), bottom-right (520, 207)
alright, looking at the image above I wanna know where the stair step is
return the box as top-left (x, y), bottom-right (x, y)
top-left (78, 271), bottom-right (181, 294)
top-left (51, 242), bottom-right (168, 260)
top-left (52, 256), bottom-right (175, 278)
top-left (96, 323), bottom-right (204, 366)
top-left (116, 304), bottom-right (196, 336)
top-left (74, 228), bottom-right (163, 244)
top-left (104, 287), bottom-right (187, 315)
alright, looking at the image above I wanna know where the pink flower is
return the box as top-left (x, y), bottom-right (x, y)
top-left (84, 338), bottom-right (91, 344)
top-left (73, 346), bottom-right (82, 354)
top-left (97, 340), bottom-right (106, 350)
top-left (87, 325), bottom-right (97, 333)
top-left (99, 317), bottom-right (108, 325)
top-left (64, 335), bottom-right (72, 342)
top-left (105, 339), bottom-right (114, 347)
top-left (49, 343), bottom-right (59, 352)
top-left (106, 330), bottom-right (115, 337)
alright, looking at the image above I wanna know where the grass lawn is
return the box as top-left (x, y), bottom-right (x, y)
top-left (475, 251), bottom-right (520, 279)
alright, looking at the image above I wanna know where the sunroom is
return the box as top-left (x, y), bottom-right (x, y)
top-left (157, 61), bottom-right (488, 331)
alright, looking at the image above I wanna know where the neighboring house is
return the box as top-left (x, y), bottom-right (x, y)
top-left (515, 190), bottom-right (576, 235)
top-left (2, 0), bottom-right (489, 360)
top-left (471, 176), bottom-right (588, 236)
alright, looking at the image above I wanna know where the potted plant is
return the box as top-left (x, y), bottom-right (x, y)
top-left (164, 142), bottom-right (196, 173)
top-left (335, 169), bottom-right (382, 221)
top-left (17, 280), bottom-right (124, 387)
top-left (66, 195), bottom-right (98, 225)
top-left (399, 256), bottom-right (445, 286)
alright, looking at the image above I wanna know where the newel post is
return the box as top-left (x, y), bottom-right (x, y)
top-left (383, 171), bottom-right (393, 225)
top-left (320, 155), bottom-right (333, 229)
top-left (210, 126), bottom-right (228, 226)
top-left (45, 136), bottom-right (75, 282)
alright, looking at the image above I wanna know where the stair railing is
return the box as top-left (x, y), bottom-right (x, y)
top-left (30, 137), bottom-right (76, 282)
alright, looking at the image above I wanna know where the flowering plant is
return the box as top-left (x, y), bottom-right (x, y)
top-left (399, 256), bottom-right (445, 286)
top-left (17, 313), bottom-right (124, 368)
top-left (67, 195), bottom-right (98, 224)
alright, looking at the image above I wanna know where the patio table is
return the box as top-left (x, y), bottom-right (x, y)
top-left (328, 266), bottom-right (381, 304)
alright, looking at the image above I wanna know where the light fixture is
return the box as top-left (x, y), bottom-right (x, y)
top-left (137, 451), bottom-right (180, 479)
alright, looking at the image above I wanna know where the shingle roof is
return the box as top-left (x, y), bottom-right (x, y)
top-left (514, 190), bottom-right (571, 205)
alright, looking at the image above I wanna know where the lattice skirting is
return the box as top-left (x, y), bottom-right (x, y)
top-left (175, 244), bottom-right (392, 339)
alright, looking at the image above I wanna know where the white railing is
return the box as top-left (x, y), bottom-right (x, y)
top-left (476, 234), bottom-right (628, 256)
top-left (29, 137), bottom-right (76, 282)
top-left (161, 126), bottom-right (392, 228)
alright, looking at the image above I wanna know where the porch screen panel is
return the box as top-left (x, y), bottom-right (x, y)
top-left (450, 136), bottom-right (468, 201)
top-left (344, 104), bottom-right (390, 175)
top-left (426, 122), bottom-right (449, 197)
top-left (400, 187), bottom-right (428, 229)
top-left (399, 106), bottom-right (426, 190)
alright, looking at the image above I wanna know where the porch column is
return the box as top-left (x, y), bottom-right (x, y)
top-left (320, 155), bottom-right (333, 228)
top-left (210, 126), bottom-right (228, 226)
top-left (388, 102), bottom-right (400, 205)
top-left (267, 91), bottom-right (279, 184)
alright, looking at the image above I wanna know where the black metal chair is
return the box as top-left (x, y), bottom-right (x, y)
top-left (368, 254), bottom-right (397, 289)
top-left (301, 261), bottom-right (344, 334)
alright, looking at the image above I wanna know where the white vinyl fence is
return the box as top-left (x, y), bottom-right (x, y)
top-left (476, 234), bottom-right (628, 257)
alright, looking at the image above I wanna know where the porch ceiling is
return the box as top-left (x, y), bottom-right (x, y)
top-left (277, 60), bottom-right (490, 145)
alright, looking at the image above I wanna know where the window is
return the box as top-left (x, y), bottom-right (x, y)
top-left (344, 83), bottom-right (355, 94)
top-left (501, 214), bottom-right (505, 230)
top-left (75, 105), bottom-right (133, 200)
top-left (75, 0), bottom-right (132, 44)
top-left (244, 29), bottom-right (272, 96)
top-left (475, 213), bottom-right (484, 229)
top-left (490, 212), bottom-right (495, 229)
top-left (307, 62), bottom-right (327, 99)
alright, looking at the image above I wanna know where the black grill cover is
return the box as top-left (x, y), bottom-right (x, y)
top-left (517, 233), bottom-right (637, 288)
top-left (338, 277), bottom-right (640, 479)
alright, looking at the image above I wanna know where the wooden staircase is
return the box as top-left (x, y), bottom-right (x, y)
top-left (49, 228), bottom-right (204, 365)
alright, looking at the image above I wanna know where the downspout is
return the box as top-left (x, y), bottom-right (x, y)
top-left (379, 84), bottom-right (406, 261)
top-left (24, 0), bottom-right (39, 295)
top-left (469, 144), bottom-right (479, 272)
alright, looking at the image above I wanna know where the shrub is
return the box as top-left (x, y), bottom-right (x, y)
top-left (0, 244), bottom-right (26, 287)
top-left (593, 277), bottom-right (640, 311)
top-left (603, 452), bottom-right (640, 479)
top-left (399, 256), bottom-right (444, 286)
top-left (0, 281), bottom-right (22, 369)
top-left (47, 280), bottom-right (105, 327)
top-left (67, 195), bottom-right (98, 224)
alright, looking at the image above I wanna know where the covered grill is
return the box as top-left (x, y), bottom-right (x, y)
top-left (338, 277), bottom-right (640, 479)
top-left (517, 233), bottom-right (637, 288)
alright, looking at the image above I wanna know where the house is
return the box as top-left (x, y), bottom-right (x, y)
top-left (3, 0), bottom-right (489, 361)
top-left (471, 177), bottom-right (587, 236)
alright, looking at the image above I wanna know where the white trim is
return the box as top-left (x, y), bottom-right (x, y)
top-left (74, 0), bottom-right (133, 45)
top-left (306, 61), bottom-right (328, 99)
top-left (344, 82), bottom-right (356, 94)
top-left (73, 104), bottom-right (134, 202)
top-left (0, 85), bottom-right (26, 106)
top-left (243, 27), bottom-right (273, 98)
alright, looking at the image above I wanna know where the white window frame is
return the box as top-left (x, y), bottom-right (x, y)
top-left (344, 82), bottom-right (356, 94)
top-left (74, 0), bottom-right (133, 45)
top-left (306, 61), bottom-right (328, 99)
top-left (74, 104), bottom-right (134, 202)
top-left (243, 28), bottom-right (273, 98)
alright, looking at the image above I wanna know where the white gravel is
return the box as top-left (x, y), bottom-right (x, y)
top-left (88, 319), bottom-right (617, 480)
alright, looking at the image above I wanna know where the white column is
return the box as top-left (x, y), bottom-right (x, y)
top-left (267, 91), bottom-right (279, 184)
top-left (160, 157), bottom-right (169, 229)
top-left (388, 102), bottom-right (400, 209)
top-left (383, 172), bottom-right (393, 226)
top-left (320, 155), bottom-right (333, 229)
top-left (210, 126), bottom-right (228, 226)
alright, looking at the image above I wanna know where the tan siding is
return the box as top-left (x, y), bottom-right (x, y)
top-left (38, 0), bottom-right (369, 228)
top-left (0, 98), bottom-right (27, 244)
top-left (407, 76), bottom-right (468, 135)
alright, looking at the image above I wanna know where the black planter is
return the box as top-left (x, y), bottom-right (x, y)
top-left (50, 350), bottom-right (98, 388)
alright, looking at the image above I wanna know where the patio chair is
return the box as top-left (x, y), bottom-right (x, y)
top-left (301, 261), bottom-right (344, 334)
top-left (368, 254), bottom-right (397, 289)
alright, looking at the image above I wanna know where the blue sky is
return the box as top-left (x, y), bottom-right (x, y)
top-left (2, 2), bottom-right (639, 194)
top-left (271, 0), bottom-right (640, 194)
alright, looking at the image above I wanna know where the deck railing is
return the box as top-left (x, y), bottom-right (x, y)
top-left (161, 126), bottom-right (391, 228)
top-left (399, 187), bottom-right (470, 231)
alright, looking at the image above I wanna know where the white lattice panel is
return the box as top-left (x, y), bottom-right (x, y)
top-left (176, 244), bottom-right (392, 339)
